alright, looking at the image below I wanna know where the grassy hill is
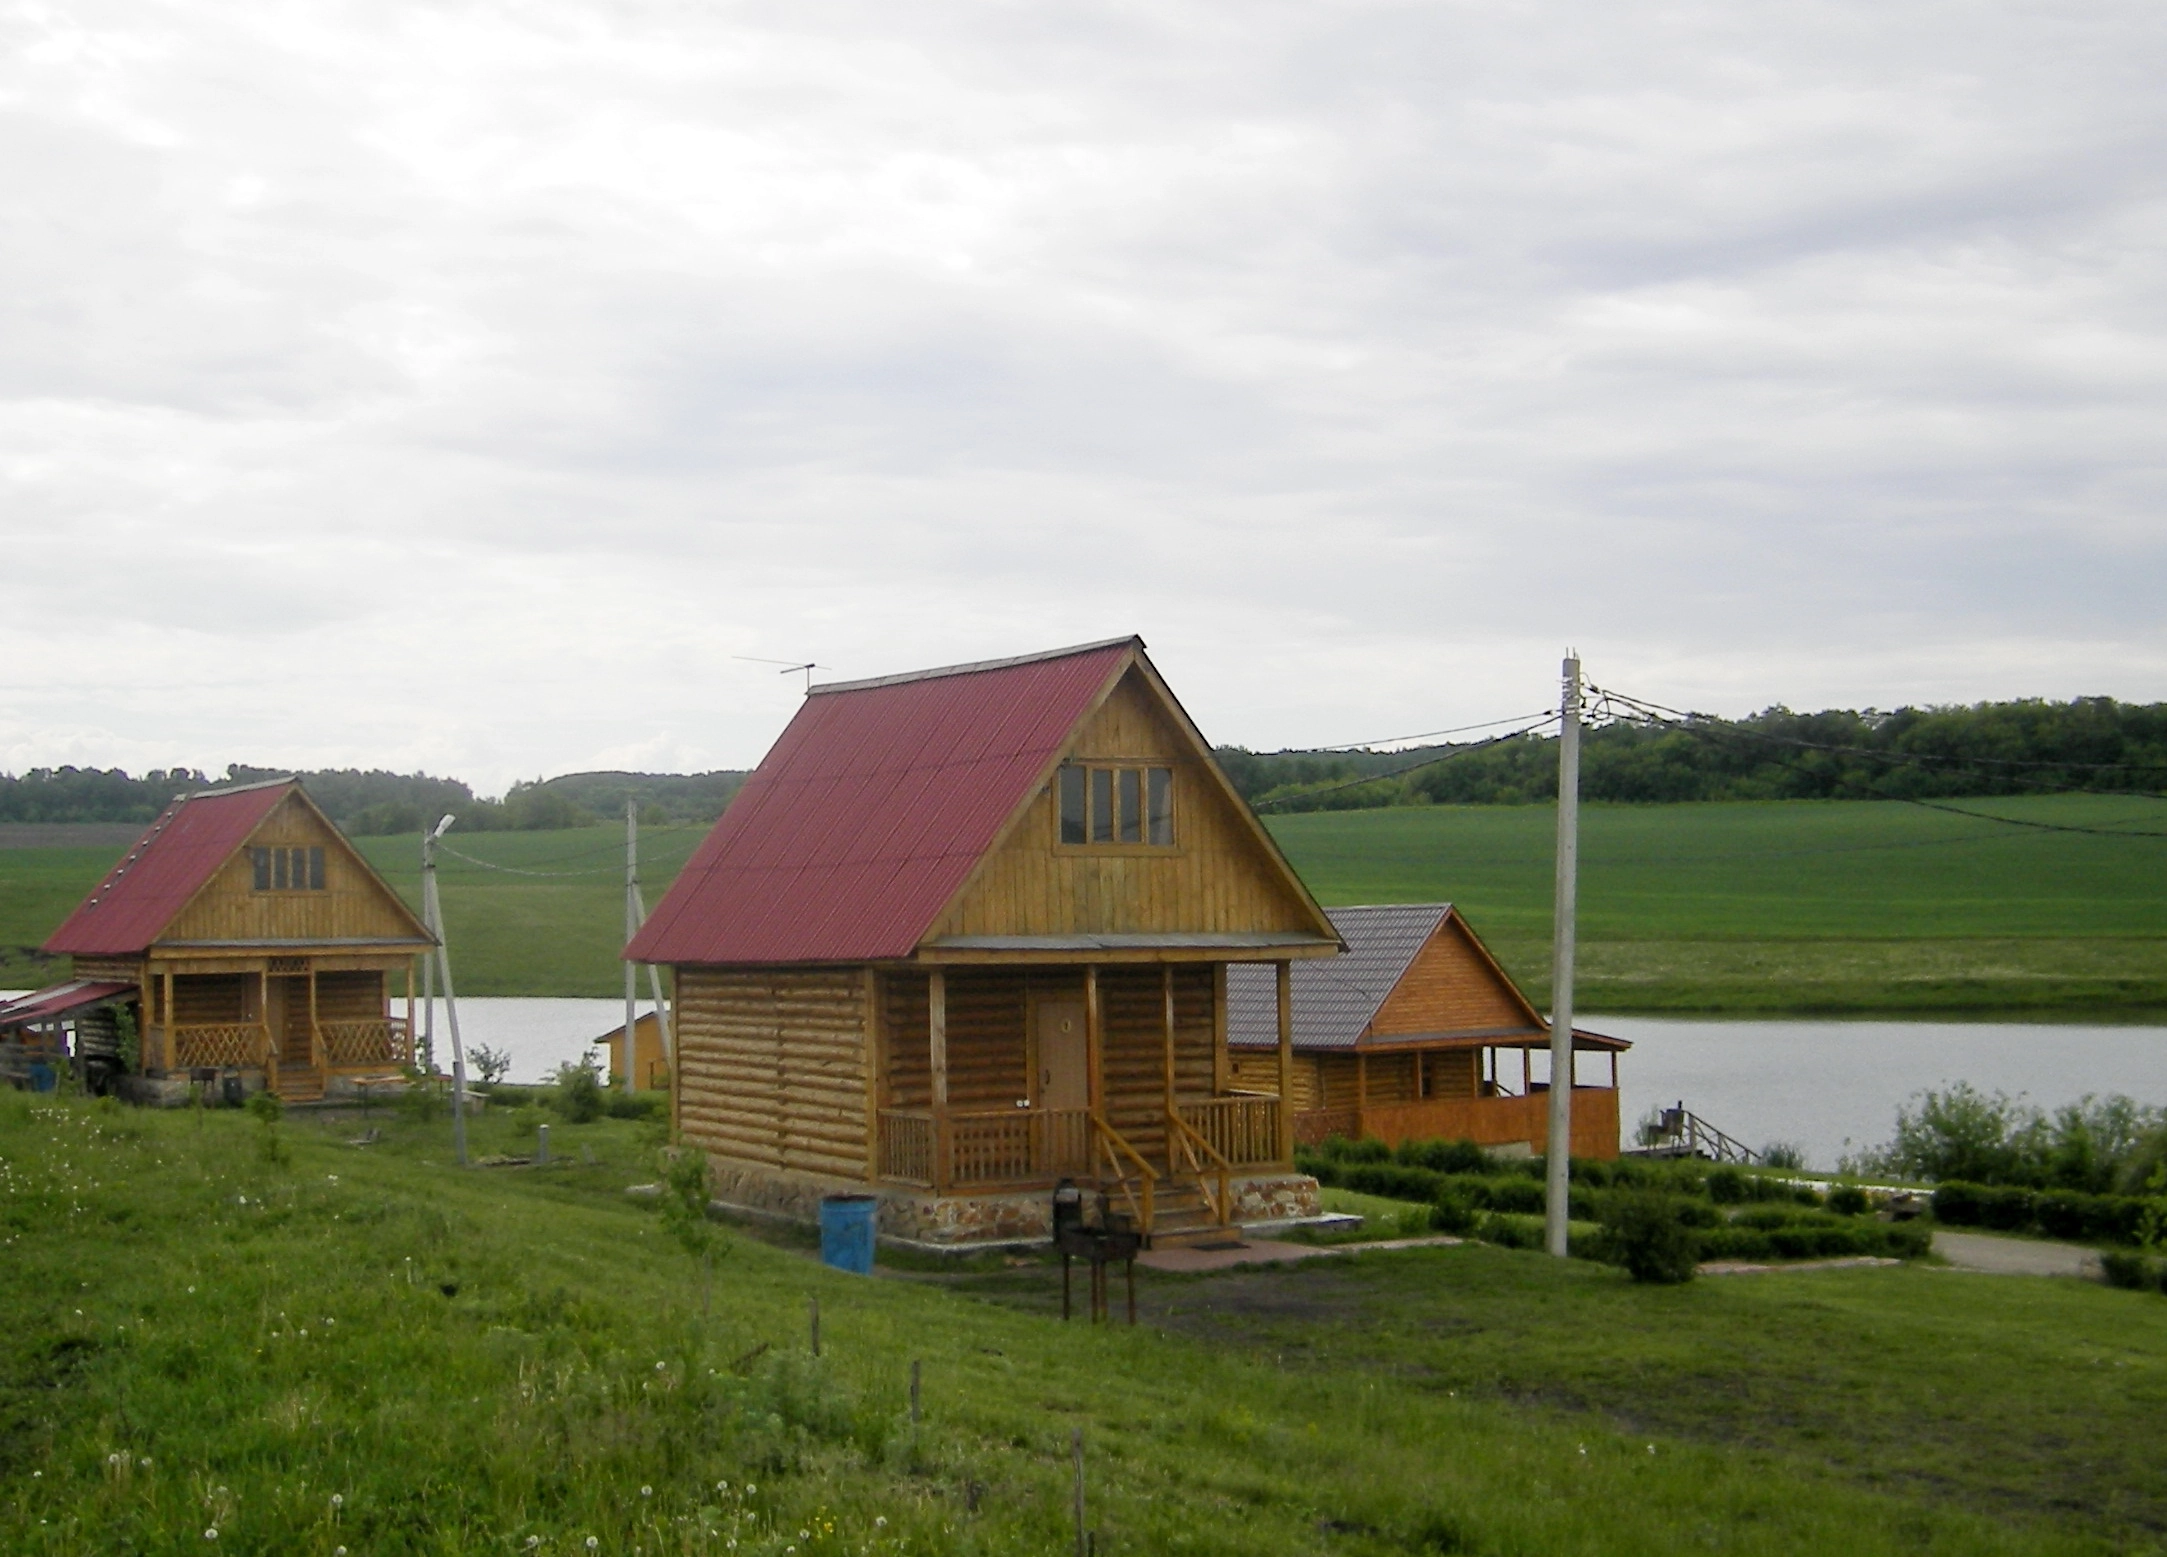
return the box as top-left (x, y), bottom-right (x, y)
top-left (7, 1090), bottom-right (2167, 1552)
top-left (8, 795), bottom-right (2165, 1013)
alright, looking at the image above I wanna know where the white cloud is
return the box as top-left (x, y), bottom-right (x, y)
top-left (2, 0), bottom-right (2163, 791)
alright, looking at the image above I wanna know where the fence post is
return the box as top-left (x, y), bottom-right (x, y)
top-left (809, 1295), bottom-right (820, 1358)
top-left (1071, 1427), bottom-right (1086, 1557)
top-left (910, 1359), bottom-right (922, 1424)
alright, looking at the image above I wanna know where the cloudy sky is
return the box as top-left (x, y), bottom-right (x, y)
top-left (4, 1), bottom-right (2163, 794)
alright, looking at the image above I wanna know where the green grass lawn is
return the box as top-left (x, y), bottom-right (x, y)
top-left (8, 794), bottom-right (2166, 1012)
top-left (6, 1090), bottom-right (2166, 1554)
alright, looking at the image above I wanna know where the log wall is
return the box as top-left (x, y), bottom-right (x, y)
top-left (675, 967), bottom-right (869, 1180)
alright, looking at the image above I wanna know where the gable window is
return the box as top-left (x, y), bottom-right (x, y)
top-left (252, 846), bottom-right (325, 892)
top-left (1058, 764), bottom-right (1174, 847)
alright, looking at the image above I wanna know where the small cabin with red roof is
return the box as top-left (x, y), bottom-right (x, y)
top-left (29, 778), bottom-right (434, 1103)
top-left (628, 637), bottom-right (1341, 1248)
top-left (1227, 903), bottom-right (1628, 1157)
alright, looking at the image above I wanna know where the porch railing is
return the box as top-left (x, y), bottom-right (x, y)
top-left (319, 1018), bottom-right (412, 1069)
top-left (1177, 1095), bottom-right (1281, 1167)
top-left (1091, 1112), bottom-right (1156, 1237)
top-left (876, 1107), bottom-right (1093, 1191)
top-left (171, 1023), bottom-right (270, 1069)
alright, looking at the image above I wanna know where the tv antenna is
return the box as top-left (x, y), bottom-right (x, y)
top-left (735, 655), bottom-right (831, 694)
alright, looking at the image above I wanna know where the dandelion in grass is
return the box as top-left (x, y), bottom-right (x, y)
top-left (330, 1493), bottom-right (343, 1510)
top-left (641, 1486), bottom-right (652, 1497)
top-left (204, 1530), bottom-right (218, 1542)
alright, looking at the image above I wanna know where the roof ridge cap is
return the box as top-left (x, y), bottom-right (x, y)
top-left (808, 636), bottom-right (1140, 696)
top-left (178, 775), bottom-right (297, 799)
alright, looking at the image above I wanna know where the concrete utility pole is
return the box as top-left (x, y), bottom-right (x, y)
top-left (422, 815), bottom-right (470, 1168)
top-left (624, 801), bottom-right (639, 1093)
top-left (1544, 654), bottom-right (1583, 1258)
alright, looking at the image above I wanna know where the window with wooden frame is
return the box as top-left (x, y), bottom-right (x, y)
top-left (1058, 764), bottom-right (1174, 847)
top-left (251, 846), bottom-right (325, 892)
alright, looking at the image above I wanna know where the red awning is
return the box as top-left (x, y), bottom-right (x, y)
top-left (0, 980), bottom-right (136, 1029)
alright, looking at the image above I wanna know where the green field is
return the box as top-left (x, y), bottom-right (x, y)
top-left (7, 1090), bottom-right (2167, 1553)
top-left (6, 795), bottom-right (2165, 1013)
top-left (1272, 794), bottom-right (2167, 1016)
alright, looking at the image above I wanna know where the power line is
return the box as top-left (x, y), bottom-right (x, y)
top-left (1306, 711), bottom-right (1557, 753)
top-left (1251, 716), bottom-right (1560, 812)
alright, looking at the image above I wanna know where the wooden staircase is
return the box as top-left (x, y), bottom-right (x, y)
top-left (272, 1066), bottom-right (326, 1104)
top-left (1109, 1176), bottom-right (1243, 1251)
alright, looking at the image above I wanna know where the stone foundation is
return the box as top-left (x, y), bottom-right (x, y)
top-left (702, 1159), bottom-right (1322, 1249)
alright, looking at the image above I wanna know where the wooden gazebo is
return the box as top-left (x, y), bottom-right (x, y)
top-left (1227, 903), bottom-right (1628, 1157)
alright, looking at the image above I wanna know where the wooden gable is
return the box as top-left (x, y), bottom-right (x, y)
top-left (156, 789), bottom-right (431, 948)
top-left (927, 660), bottom-right (1333, 943)
top-left (1368, 912), bottom-right (1543, 1040)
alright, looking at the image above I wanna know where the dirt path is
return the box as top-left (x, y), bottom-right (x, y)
top-left (1933, 1229), bottom-right (2100, 1277)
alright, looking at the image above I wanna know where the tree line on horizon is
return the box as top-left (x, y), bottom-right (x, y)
top-left (5, 694), bottom-right (2162, 830)
top-left (0, 765), bottom-right (746, 834)
top-left (1214, 694), bottom-right (2167, 811)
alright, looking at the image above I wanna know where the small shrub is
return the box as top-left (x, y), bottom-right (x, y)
top-left (1396, 1137), bottom-right (1491, 1175)
top-left (605, 1090), bottom-right (664, 1121)
top-left (1932, 1180), bottom-right (1986, 1226)
top-left (1976, 1184), bottom-right (2036, 1232)
top-left (1430, 1189), bottom-right (1478, 1236)
top-left (1601, 1192), bottom-right (1699, 1284)
top-left (1476, 1212), bottom-right (1541, 1251)
top-left (1705, 1166), bottom-right (1747, 1204)
top-left (2099, 1250), bottom-right (2163, 1292)
top-left (1483, 1176), bottom-right (1546, 1215)
top-left (552, 1059), bottom-right (604, 1124)
top-left (1827, 1184), bottom-right (1870, 1217)
top-left (468, 1043), bottom-right (513, 1085)
top-left (1761, 1141), bottom-right (1807, 1170)
top-left (1342, 1162), bottom-right (1445, 1202)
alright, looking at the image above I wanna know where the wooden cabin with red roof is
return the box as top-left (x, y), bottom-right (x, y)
top-left (1227, 903), bottom-right (1627, 1157)
top-left (31, 778), bottom-right (434, 1103)
top-left (628, 637), bottom-right (1341, 1248)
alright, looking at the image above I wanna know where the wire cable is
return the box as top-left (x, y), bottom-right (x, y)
top-left (1251, 716), bottom-right (1560, 813)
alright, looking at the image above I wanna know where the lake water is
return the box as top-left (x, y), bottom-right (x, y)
top-left (422, 999), bottom-right (2167, 1173)
top-left (409, 997), bottom-right (634, 1084)
top-left (1597, 1016), bottom-right (2167, 1171)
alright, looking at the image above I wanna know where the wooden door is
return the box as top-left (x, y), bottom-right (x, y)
top-left (1035, 1000), bottom-right (1089, 1111)
top-left (268, 976), bottom-right (313, 1066)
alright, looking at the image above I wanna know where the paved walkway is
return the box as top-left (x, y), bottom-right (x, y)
top-left (1933, 1229), bottom-right (2100, 1277)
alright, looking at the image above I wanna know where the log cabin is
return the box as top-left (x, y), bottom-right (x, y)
top-left (1226, 903), bottom-right (1628, 1157)
top-left (627, 637), bottom-right (1343, 1249)
top-left (33, 777), bottom-right (434, 1103)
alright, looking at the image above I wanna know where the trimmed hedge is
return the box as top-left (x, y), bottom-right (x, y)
top-left (2100, 1250), bottom-right (2167, 1293)
top-left (1932, 1180), bottom-right (2167, 1247)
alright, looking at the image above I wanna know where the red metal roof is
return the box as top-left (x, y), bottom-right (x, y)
top-left (0, 980), bottom-right (137, 1028)
top-left (42, 779), bottom-right (294, 957)
top-left (629, 639), bottom-right (1139, 966)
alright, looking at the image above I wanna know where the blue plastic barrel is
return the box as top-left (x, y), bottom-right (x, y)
top-left (27, 1063), bottom-right (56, 1093)
top-left (819, 1193), bottom-right (879, 1275)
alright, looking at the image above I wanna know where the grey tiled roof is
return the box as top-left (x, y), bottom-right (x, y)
top-left (1226, 903), bottom-right (1453, 1051)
